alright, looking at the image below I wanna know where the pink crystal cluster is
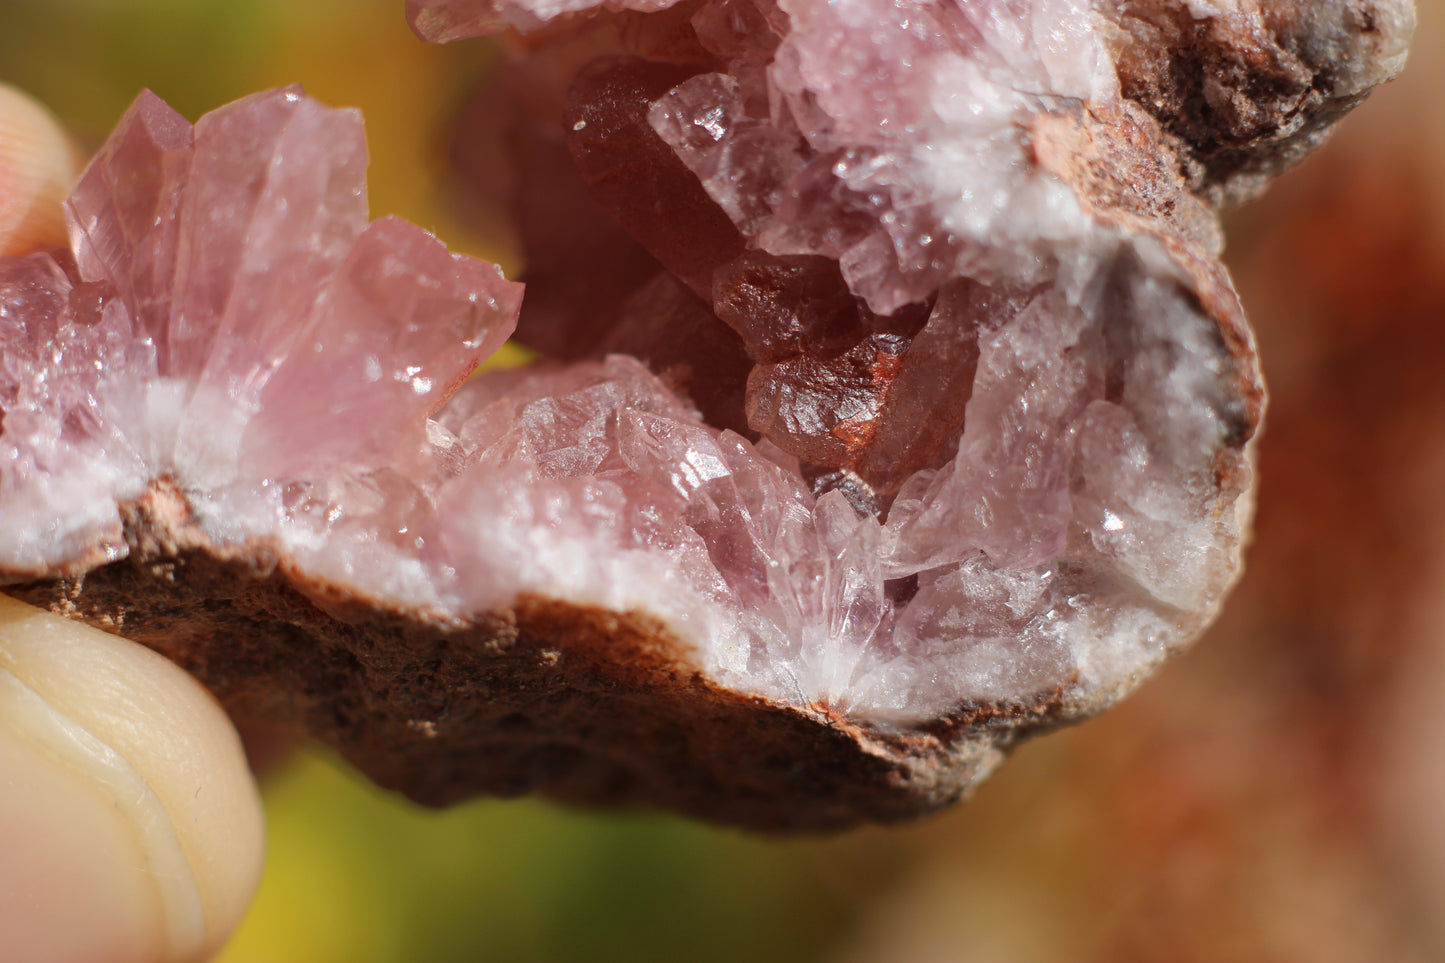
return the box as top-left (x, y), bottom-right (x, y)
top-left (1, 87), bottom-right (520, 583)
top-left (418, 0), bottom-right (1257, 715)
top-left (1, 1), bottom-right (1263, 725)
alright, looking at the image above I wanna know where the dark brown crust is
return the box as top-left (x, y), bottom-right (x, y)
top-left (1031, 102), bottom-right (1222, 256)
top-left (1107, 0), bottom-right (1414, 204)
top-left (5, 482), bottom-right (1044, 831)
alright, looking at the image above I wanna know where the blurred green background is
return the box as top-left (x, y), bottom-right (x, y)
top-left (3, 2), bottom-right (1445, 961)
top-left (0, 0), bottom-right (499, 262)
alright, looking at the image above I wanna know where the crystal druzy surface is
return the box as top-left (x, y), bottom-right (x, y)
top-left (0, 1), bottom-right (1414, 826)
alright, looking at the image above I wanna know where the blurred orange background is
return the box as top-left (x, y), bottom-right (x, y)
top-left (3, 2), bottom-right (1443, 960)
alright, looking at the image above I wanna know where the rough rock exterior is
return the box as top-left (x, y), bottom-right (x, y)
top-left (0, 1), bottom-right (1413, 828)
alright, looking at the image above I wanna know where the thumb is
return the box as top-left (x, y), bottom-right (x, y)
top-left (0, 595), bottom-right (266, 963)
top-left (0, 82), bottom-right (78, 256)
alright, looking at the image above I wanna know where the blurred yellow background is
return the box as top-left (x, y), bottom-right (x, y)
top-left (3, 2), bottom-right (1444, 961)
top-left (0, 0), bottom-right (500, 263)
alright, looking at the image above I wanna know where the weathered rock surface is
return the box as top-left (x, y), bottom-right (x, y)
top-left (0, 0), bottom-right (1413, 828)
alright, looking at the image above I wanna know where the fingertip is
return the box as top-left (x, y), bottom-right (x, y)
top-left (0, 595), bottom-right (265, 963)
top-left (0, 83), bottom-right (80, 256)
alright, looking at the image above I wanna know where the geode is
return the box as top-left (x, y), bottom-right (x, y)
top-left (0, 0), bottom-right (1413, 829)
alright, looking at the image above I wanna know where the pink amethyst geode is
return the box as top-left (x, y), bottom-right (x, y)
top-left (2, 0), bottom-right (1413, 828)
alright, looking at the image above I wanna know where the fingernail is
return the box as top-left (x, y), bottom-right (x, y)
top-left (0, 84), bottom-right (80, 256)
top-left (0, 595), bottom-right (265, 963)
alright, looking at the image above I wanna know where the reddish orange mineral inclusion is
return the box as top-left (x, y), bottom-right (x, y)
top-left (0, 0), bottom-right (1414, 828)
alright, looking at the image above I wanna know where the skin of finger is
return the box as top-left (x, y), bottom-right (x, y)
top-left (0, 82), bottom-right (79, 255)
top-left (0, 596), bottom-right (266, 962)
top-left (0, 723), bottom-right (169, 963)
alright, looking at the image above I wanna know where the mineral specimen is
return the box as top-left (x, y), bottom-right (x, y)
top-left (0, 0), bottom-right (1414, 829)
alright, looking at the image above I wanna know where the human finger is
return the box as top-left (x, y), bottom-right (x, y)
top-left (0, 82), bottom-right (78, 255)
top-left (0, 596), bottom-right (265, 963)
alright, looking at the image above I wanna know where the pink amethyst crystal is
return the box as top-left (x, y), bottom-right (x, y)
top-left (1, 0), bottom-right (1414, 829)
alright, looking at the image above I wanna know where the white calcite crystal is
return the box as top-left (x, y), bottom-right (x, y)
top-left (0, 0), bottom-right (1413, 828)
